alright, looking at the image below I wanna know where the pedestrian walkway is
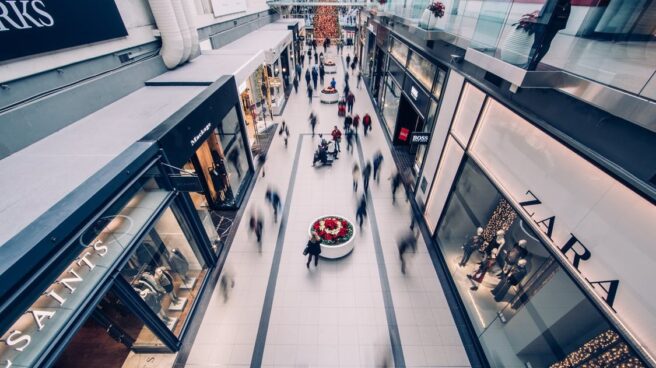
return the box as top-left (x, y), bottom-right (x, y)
top-left (179, 43), bottom-right (471, 367)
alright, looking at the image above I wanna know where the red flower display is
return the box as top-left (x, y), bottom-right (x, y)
top-left (311, 216), bottom-right (355, 245)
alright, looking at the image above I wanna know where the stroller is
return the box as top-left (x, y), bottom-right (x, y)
top-left (337, 98), bottom-right (346, 117)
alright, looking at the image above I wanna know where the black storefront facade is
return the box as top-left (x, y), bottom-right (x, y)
top-left (365, 28), bottom-right (448, 183)
top-left (0, 79), bottom-right (252, 368)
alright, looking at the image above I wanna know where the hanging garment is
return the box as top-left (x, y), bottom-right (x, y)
top-left (140, 272), bottom-right (166, 294)
top-left (156, 267), bottom-right (174, 293)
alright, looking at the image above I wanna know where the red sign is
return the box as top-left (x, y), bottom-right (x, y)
top-left (398, 128), bottom-right (410, 141)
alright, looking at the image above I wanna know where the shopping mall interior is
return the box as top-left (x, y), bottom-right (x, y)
top-left (0, 0), bottom-right (655, 367)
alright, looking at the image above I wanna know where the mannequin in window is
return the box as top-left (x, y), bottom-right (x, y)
top-left (492, 258), bottom-right (528, 302)
top-left (482, 229), bottom-right (505, 256)
top-left (155, 266), bottom-right (178, 302)
top-left (468, 248), bottom-right (498, 291)
top-left (500, 239), bottom-right (528, 276)
top-left (460, 227), bottom-right (484, 267)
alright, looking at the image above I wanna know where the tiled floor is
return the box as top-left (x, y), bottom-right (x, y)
top-left (182, 44), bottom-right (470, 367)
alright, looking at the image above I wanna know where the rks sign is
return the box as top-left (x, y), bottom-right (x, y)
top-left (0, 0), bottom-right (127, 62)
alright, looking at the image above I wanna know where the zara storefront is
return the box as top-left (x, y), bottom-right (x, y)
top-left (418, 72), bottom-right (656, 367)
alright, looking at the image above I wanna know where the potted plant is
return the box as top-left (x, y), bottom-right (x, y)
top-left (500, 11), bottom-right (538, 66)
top-left (420, 1), bottom-right (445, 30)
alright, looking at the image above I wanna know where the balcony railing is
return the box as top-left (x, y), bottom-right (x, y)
top-left (378, 0), bottom-right (656, 102)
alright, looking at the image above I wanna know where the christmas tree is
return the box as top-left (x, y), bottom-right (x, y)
top-left (313, 4), bottom-right (340, 41)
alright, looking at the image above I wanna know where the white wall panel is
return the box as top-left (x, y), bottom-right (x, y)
top-left (416, 71), bottom-right (464, 207)
top-left (451, 83), bottom-right (485, 147)
top-left (423, 137), bottom-right (465, 233)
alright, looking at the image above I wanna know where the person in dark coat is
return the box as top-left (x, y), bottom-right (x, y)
top-left (355, 195), bottom-right (367, 230)
top-left (305, 69), bottom-right (311, 86)
top-left (293, 77), bottom-right (299, 94)
top-left (306, 232), bottom-right (322, 268)
top-left (352, 114), bottom-right (360, 134)
top-left (390, 171), bottom-right (403, 204)
top-left (311, 67), bottom-right (318, 90)
top-left (314, 51), bottom-right (319, 65)
top-left (362, 161), bottom-right (372, 194)
top-left (343, 114), bottom-right (353, 133)
top-left (346, 54), bottom-right (351, 67)
top-left (357, 71), bottom-right (362, 89)
top-left (307, 85), bottom-right (313, 104)
top-left (319, 63), bottom-right (325, 85)
top-left (265, 188), bottom-right (282, 223)
top-left (527, 0), bottom-right (571, 70)
top-left (398, 232), bottom-right (418, 274)
top-left (346, 92), bottom-right (355, 113)
top-left (372, 151), bottom-right (383, 183)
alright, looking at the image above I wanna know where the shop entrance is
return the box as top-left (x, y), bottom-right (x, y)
top-left (371, 46), bottom-right (385, 102)
top-left (393, 95), bottom-right (424, 148)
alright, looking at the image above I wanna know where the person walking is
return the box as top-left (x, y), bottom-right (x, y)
top-left (352, 114), bottom-right (360, 135)
top-left (362, 113), bottom-right (372, 136)
top-left (330, 77), bottom-right (337, 89)
top-left (300, 52), bottom-right (305, 66)
top-left (344, 71), bottom-right (350, 86)
top-left (345, 129), bottom-right (354, 153)
top-left (305, 69), bottom-right (311, 86)
top-left (249, 212), bottom-right (264, 246)
top-left (319, 63), bottom-right (325, 85)
top-left (307, 85), bottom-right (313, 104)
top-left (390, 171), bottom-right (403, 204)
top-left (362, 161), bottom-right (372, 194)
top-left (295, 62), bottom-right (302, 80)
top-left (309, 112), bottom-right (318, 136)
top-left (283, 125), bottom-right (290, 148)
top-left (257, 152), bottom-right (267, 177)
top-left (343, 83), bottom-right (350, 99)
top-left (357, 71), bottom-right (362, 89)
top-left (293, 76), bottom-right (299, 94)
top-left (352, 163), bottom-right (360, 192)
top-left (343, 114), bottom-right (353, 133)
top-left (346, 54), bottom-right (351, 67)
top-left (311, 67), bottom-right (318, 90)
top-left (351, 61), bottom-right (357, 75)
top-left (219, 272), bottom-right (235, 303)
top-left (346, 91), bottom-right (355, 113)
top-left (314, 51), bottom-right (319, 65)
top-left (331, 125), bottom-right (342, 153)
top-left (265, 188), bottom-right (282, 223)
top-left (398, 232), bottom-right (418, 274)
top-left (305, 232), bottom-right (322, 268)
top-left (372, 151), bottom-right (383, 183)
top-left (355, 194), bottom-right (367, 230)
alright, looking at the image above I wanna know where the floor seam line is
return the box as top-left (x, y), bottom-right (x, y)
top-left (250, 134), bottom-right (304, 368)
top-left (356, 137), bottom-right (407, 368)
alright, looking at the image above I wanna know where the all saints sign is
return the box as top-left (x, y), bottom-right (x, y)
top-left (0, 0), bottom-right (127, 62)
top-left (0, 215), bottom-right (132, 368)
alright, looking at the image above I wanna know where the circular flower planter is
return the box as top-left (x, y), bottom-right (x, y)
top-left (320, 87), bottom-right (340, 104)
top-left (324, 61), bottom-right (337, 74)
top-left (309, 216), bottom-right (356, 259)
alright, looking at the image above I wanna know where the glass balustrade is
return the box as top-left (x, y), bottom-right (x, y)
top-left (358, 0), bottom-right (656, 100)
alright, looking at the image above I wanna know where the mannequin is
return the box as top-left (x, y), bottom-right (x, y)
top-left (139, 272), bottom-right (166, 294)
top-left (168, 249), bottom-right (189, 276)
top-left (492, 258), bottom-right (528, 302)
top-left (460, 227), bottom-right (484, 267)
top-left (468, 248), bottom-right (497, 291)
top-left (501, 239), bottom-right (528, 275)
top-left (485, 230), bottom-right (506, 255)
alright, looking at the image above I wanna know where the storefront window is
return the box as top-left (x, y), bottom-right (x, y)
top-left (389, 37), bottom-right (409, 66)
top-left (434, 158), bottom-right (645, 368)
top-left (122, 206), bottom-right (207, 337)
top-left (53, 290), bottom-right (169, 368)
top-left (0, 168), bottom-right (170, 367)
top-left (407, 51), bottom-right (436, 91)
top-left (414, 99), bottom-right (439, 173)
top-left (381, 76), bottom-right (401, 136)
top-left (432, 68), bottom-right (446, 100)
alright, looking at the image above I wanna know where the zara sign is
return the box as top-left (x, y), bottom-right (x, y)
top-left (0, 0), bottom-right (127, 62)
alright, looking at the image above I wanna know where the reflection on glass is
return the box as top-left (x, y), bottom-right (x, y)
top-left (435, 159), bottom-right (646, 368)
top-left (432, 69), bottom-right (447, 100)
top-left (389, 37), bottom-right (409, 66)
top-left (381, 76), bottom-right (402, 135)
top-left (414, 100), bottom-right (439, 173)
top-left (53, 290), bottom-right (170, 368)
top-left (407, 51), bottom-right (437, 91)
top-left (122, 207), bottom-right (207, 337)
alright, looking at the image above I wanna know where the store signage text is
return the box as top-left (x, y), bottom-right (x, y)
top-left (190, 122), bottom-right (212, 147)
top-left (0, 0), bottom-right (54, 31)
top-left (0, 216), bottom-right (128, 367)
top-left (0, 0), bottom-right (127, 62)
top-left (410, 132), bottom-right (430, 144)
top-left (410, 86), bottom-right (419, 100)
top-left (518, 190), bottom-right (619, 311)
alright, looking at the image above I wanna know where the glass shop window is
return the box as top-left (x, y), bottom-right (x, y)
top-left (53, 289), bottom-right (170, 368)
top-left (407, 51), bottom-right (436, 92)
top-left (121, 206), bottom-right (208, 337)
top-left (434, 158), bottom-right (646, 368)
top-left (389, 37), bottom-right (409, 67)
